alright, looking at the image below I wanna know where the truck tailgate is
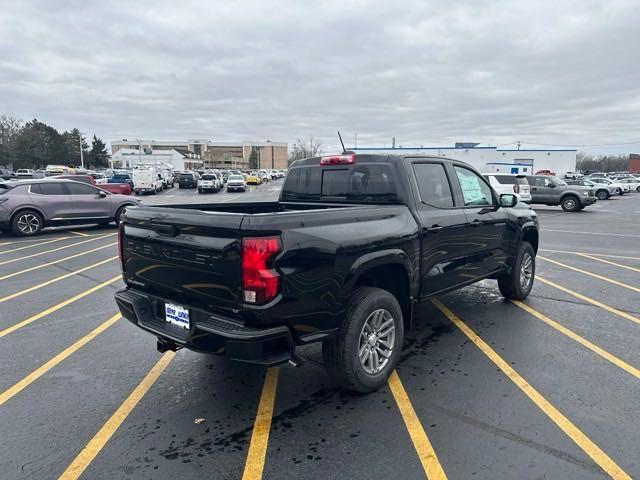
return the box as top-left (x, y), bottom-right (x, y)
top-left (121, 206), bottom-right (243, 312)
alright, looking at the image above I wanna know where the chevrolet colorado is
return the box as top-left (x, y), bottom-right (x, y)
top-left (115, 153), bottom-right (539, 392)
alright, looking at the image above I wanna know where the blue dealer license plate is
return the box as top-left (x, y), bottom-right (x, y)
top-left (165, 303), bottom-right (190, 329)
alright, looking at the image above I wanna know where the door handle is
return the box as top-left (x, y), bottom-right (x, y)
top-left (470, 219), bottom-right (481, 227)
top-left (426, 225), bottom-right (443, 233)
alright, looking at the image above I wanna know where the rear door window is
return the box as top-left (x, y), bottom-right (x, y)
top-left (412, 163), bottom-right (454, 208)
top-left (31, 182), bottom-right (67, 195)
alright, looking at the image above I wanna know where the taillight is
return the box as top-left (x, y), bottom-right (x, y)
top-left (117, 221), bottom-right (125, 271)
top-left (242, 236), bottom-right (282, 304)
top-left (513, 184), bottom-right (520, 194)
top-left (320, 153), bottom-right (355, 165)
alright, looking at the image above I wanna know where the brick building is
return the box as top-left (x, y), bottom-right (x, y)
top-left (110, 139), bottom-right (288, 170)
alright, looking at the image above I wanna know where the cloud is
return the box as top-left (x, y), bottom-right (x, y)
top-left (1, 0), bottom-right (639, 154)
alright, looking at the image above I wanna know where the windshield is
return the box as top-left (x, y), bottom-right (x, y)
top-left (201, 175), bottom-right (216, 180)
top-left (551, 177), bottom-right (567, 186)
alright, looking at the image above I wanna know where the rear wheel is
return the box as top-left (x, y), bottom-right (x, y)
top-left (11, 209), bottom-right (43, 236)
top-left (323, 287), bottom-right (404, 393)
top-left (561, 195), bottom-right (580, 212)
top-left (498, 242), bottom-right (535, 300)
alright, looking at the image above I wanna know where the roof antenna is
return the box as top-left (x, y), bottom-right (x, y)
top-left (337, 130), bottom-right (346, 153)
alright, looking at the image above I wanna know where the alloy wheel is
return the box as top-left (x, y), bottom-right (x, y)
top-left (358, 309), bottom-right (395, 375)
top-left (520, 252), bottom-right (533, 290)
top-left (17, 213), bottom-right (40, 234)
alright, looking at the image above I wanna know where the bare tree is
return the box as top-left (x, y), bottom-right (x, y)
top-left (289, 135), bottom-right (322, 164)
top-left (576, 151), bottom-right (629, 172)
top-left (0, 115), bottom-right (23, 166)
top-left (0, 115), bottom-right (23, 145)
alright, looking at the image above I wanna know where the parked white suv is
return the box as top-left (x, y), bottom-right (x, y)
top-left (589, 177), bottom-right (629, 195)
top-left (483, 173), bottom-right (532, 202)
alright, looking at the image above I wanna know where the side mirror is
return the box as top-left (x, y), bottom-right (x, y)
top-left (98, 190), bottom-right (107, 198)
top-left (499, 194), bottom-right (518, 208)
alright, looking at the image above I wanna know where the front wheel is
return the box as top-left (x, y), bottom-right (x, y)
top-left (498, 242), bottom-right (535, 300)
top-left (596, 189), bottom-right (609, 200)
top-left (114, 205), bottom-right (128, 225)
top-left (11, 209), bottom-right (43, 236)
top-left (561, 195), bottom-right (580, 212)
top-left (323, 287), bottom-right (404, 393)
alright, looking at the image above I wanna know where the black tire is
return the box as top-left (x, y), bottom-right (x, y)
top-left (11, 209), bottom-right (44, 236)
top-left (498, 241), bottom-right (535, 300)
top-left (596, 189), bottom-right (609, 200)
top-left (561, 195), bottom-right (580, 212)
top-left (617, 188), bottom-right (623, 195)
top-left (323, 286), bottom-right (404, 393)
top-left (636, 186), bottom-right (640, 192)
top-left (198, 189), bottom-right (202, 194)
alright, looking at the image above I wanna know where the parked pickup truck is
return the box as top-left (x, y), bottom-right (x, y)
top-left (56, 174), bottom-right (132, 195)
top-left (115, 153), bottom-right (539, 392)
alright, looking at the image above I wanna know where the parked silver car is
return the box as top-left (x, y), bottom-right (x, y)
top-left (0, 179), bottom-right (140, 236)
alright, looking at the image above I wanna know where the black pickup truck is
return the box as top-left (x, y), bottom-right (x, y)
top-left (115, 153), bottom-right (539, 392)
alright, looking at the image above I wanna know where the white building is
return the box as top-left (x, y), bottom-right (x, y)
top-left (111, 148), bottom-right (204, 171)
top-left (350, 144), bottom-right (577, 177)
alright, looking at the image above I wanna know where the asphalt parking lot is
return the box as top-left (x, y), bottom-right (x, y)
top-left (1, 184), bottom-right (639, 480)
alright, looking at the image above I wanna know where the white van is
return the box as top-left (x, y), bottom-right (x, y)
top-left (133, 167), bottom-right (164, 195)
top-left (483, 173), bottom-right (532, 202)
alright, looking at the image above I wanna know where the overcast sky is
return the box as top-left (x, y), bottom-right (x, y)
top-left (1, 0), bottom-right (639, 154)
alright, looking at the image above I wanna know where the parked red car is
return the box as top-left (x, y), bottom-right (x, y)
top-left (535, 169), bottom-right (556, 176)
top-left (54, 175), bottom-right (132, 195)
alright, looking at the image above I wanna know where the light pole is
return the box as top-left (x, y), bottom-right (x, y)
top-left (79, 136), bottom-right (85, 169)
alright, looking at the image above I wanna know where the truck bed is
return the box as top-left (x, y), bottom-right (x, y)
top-left (120, 201), bottom-right (408, 319)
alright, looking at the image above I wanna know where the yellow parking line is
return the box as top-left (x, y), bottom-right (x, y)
top-left (0, 231), bottom-right (114, 247)
top-left (0, 233), bottom-right (116, 267)
top-left (0, 236), bottom-right (71, 255)
top-left (0, 313), bottom-right (121, 407)
top-left (539, 249), bottom-right (640, 261)
top-left (0, 274), bottom-right (122, 338)
top-left (538, 256), bottom-right (640, 294)
top-left (536, 276), bottom-right (640, 327)
top-left (575, 254), bottom-right (640, 274)
top-left (512, 300), bottom-right (640, 380)
top-left (0, 235), bottom-right (72, 247)
top-left (0, 256), bottom-right (118, 303)
top-left (388, 370), bottom-right (448, 480)
top-left (432, 299), bottom-right (631, 480)
top-left (58, 351), bottom-right (175, 480)
top-left (0, 242), bottom-right (117, 282)
top-left (242, 368), bottom-right (280, 480)
top-left (69, 230), bottom-right (90, 237)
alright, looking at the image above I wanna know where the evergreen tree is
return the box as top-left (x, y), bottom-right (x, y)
top-left (88, 134), bottom-right (110, 168)
top-left (62, 128), bottom-right (89, 166)
top-left (13, 119), bottom-right (67, 169)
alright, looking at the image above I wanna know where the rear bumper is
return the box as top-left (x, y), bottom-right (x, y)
top-left (115, 288), bottom-right (295, 366)
top-left (581, 197), bottom-right (597, 206)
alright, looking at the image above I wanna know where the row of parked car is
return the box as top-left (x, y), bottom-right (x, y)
top-left (175, 168), bottom-right (286, 193)
top-left (484, 171), bottom-right (640, 212)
